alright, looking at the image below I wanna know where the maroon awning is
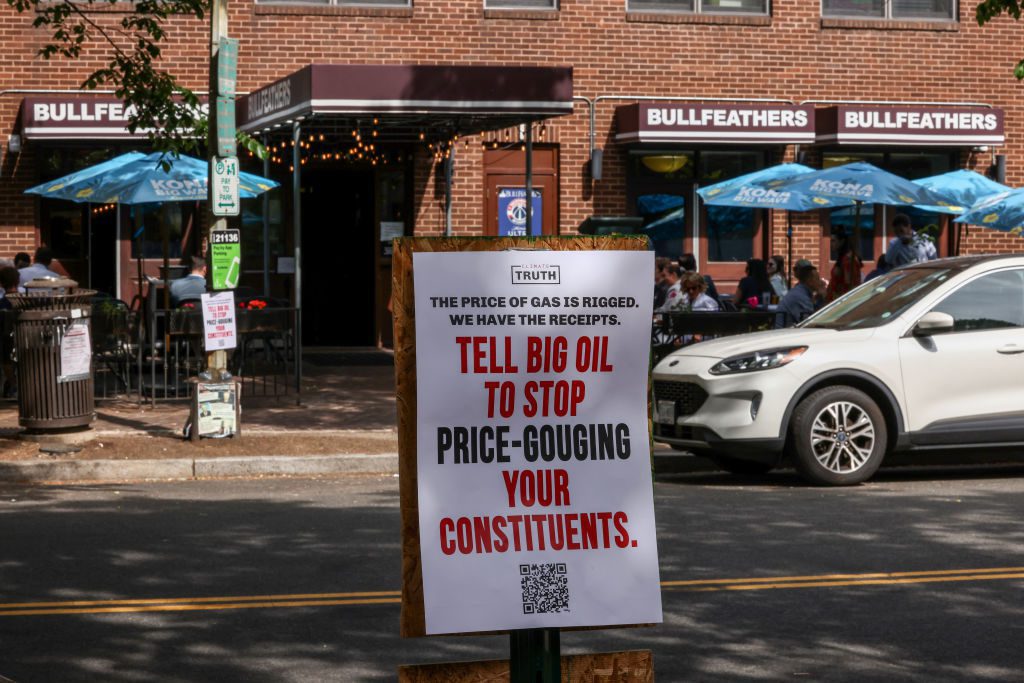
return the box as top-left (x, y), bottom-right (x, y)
top-left (615, 102), bottom-right (815, 145)
top-left (238, 64), bottom-right (574, 138)
top-left (815, 105), bottom-right (1005, 146)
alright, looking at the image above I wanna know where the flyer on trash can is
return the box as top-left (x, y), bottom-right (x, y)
top-left (412, 249), bottom-right (662, 635)
top-left (58, 320), bottom-right (92, 382)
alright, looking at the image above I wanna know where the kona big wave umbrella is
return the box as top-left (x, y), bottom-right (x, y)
top-left (697, 163), bottom-right (837, 285)
top-left (25, 152), bottom-right (279, 309)
top-left (760, 162), bottom-right (957, 285)
top-left (954, 187), bottom-right (1024, 237)
top-left (912, 170), bottom-right (1011, 254)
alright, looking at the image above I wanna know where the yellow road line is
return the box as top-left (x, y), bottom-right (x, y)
top-left (660, 566), bottom-right (1024, 588)
top-left (0, 590), bottom-right (401, 610)
top-left (0, 597), bottom-right (400, 618)
top-left (4, 567), bottom-right (1024, 617)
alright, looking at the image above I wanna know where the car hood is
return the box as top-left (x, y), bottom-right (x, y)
top-left (659, 327), bottom-right (877, 361)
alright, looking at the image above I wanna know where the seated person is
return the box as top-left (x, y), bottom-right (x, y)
top-left (169, 256), bottom-right (208, 306)
top-left (18, 246), bottom-right (62, 286)
top-left (775, 261), bottom-right (824, 328)
top-left (680, 253), bottom-right (720, 304)
top-left (656, 264), bottom-right (683, 313)
top-left (677, 272), bottom-right (719, 313)
top-left (733, 258), bottom-right (773, 309)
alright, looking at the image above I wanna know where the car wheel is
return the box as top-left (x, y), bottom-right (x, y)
top-left (790, 386), bottom-right (888, 486)
top-left (705, 454), bottom-right (775, 477)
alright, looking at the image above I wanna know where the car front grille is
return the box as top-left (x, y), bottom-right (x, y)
top-left (653, 380), bottom-right (708, 416)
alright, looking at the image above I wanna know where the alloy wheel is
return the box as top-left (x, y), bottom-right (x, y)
top-left (809, 401), bottom-right (876, 474)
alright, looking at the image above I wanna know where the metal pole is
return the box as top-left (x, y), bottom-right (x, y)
top-left (292, 120), bottom-right (302, 397)
top-left (262, 132), bottom-right (271, 298)
top-left (524, 124), bottom-right (533, 237)
top-left (444, 143), bottom-right (454, 236)
top-left (205, 0), bottom-right (228, 376)
top-left (510, 628), bottom-right (560, 683)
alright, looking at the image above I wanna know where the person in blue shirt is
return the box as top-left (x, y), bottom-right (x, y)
top-left (886, 213), bottom-right (937, 268)
top-left (169, 256), bottom-right (208, 306)
top-left (775, 261), bottom-right (824, 328)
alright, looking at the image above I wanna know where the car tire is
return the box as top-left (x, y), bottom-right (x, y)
top-left (790, 385), bottom-right (888, 486)
top-left (705, 454), bottom-right (775, 477)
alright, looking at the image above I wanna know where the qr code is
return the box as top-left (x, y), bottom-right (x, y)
top-left (520, 563), bottom-right (569, 615)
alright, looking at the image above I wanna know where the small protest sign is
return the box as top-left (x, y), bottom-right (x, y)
top-left (201, 291), bottom-right (237, 351)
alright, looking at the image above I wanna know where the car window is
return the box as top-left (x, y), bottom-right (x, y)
top-left (930, 269), bottom-right (1024, 332)
top-left (802, 266), bottom-right (959, 330)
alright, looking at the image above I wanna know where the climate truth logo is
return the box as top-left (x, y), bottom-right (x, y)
top-left (511, 265), bottom-right (560, 285)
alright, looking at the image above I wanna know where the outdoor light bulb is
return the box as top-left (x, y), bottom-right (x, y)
top-left (373, 118), bottom-right (379, 125)
top-left (419, 132), bottom-right (425, 141)
top-left (372, 130), bottom-right (378, 138)
top-left (289, 165), bottom-right (294, 172)
top-left (319, 134), bottom-right (324, 141)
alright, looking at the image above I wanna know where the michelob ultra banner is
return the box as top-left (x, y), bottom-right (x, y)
top-left (413, 250), bottom-right (662, 635)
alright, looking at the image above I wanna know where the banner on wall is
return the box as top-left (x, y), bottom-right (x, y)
top-left (412, 249), bottom-right (661, 635)
top-left (497, 188), bottom-right (543, 236)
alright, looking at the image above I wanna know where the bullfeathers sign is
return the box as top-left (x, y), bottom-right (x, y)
top-left (413, 250), bottom-right (662, 635)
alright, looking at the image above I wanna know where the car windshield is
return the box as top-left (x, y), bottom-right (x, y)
top-left (802, 266), bottom-right (959, 330)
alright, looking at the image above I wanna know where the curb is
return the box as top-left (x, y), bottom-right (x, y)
top-left (0, 452), bottom-right (701, 484)
top-left (0, 453), bottom-right (400, 484)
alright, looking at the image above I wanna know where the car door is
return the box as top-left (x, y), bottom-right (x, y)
top-left (898, 267), bottom-right (1024, 444)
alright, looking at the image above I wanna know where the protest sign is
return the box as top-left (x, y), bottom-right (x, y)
top-left (412, 249), bottom-right (661, 635)
top-left (201, 291), bottom-right (237, 351)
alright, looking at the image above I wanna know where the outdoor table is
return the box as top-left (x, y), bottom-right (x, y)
top-left (652, 310), bottom-right (776, 363)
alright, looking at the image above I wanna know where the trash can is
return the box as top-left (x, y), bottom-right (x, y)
top-left (8, 279), bottom-right (97, 431)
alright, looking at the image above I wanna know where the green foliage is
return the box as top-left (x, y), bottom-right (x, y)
top-left (976, 0), bottom-right (1024, 79)
top-left (6, 0), bottom-right (267, 161)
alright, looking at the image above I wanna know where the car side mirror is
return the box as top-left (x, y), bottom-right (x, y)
top-left (913, 311), bottom-right (954, 336)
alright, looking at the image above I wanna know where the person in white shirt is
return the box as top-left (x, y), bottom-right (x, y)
top-left (768, 255), bottom-right (789, 298)
top-left (886, 213), bottom-right (937, 268)
top-left (656, 263), bottom-right (683, 313)
top-left (678, 272), bottom-right (719, 312)
top-left (18, 246), bottom-right (62, 286)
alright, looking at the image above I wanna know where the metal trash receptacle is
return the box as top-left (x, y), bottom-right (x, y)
top-left (8, 279), bottom-right (97, 431)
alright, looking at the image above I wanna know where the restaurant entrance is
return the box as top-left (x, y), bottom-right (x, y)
top-left (301, 167), bottom-right (376, 347)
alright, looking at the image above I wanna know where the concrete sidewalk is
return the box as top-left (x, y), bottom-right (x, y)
top-left (0, 350), bottom-right (708, 484)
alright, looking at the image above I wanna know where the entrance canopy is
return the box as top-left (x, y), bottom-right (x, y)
top-left (237, 64), bottom-right (574, 140)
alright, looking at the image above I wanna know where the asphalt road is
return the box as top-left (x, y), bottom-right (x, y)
top-left (3, 463), bottom-right (1024, 682)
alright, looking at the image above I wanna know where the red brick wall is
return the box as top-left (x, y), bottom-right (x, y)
top-left (3, 0), bottom-right (1024, 257)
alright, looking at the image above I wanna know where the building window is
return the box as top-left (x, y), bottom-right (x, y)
top-left (822, 0), bottom-right (954, 20)
top-left (629, 0), bottom-right (768, 15)
top-left (486, 0), bottom-right (556, 8)
top-left (255, 0), bottom-right (409, 6)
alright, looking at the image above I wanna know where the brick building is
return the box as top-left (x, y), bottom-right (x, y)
top-left (1, 0), bottom-right (1022, 347)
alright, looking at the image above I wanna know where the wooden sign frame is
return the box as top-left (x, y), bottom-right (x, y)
top-left (393, 235), bottom-right (649, 638)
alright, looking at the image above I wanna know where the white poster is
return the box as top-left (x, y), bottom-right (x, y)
top-left (58, 321), bottom-right (91, 382)
top-left (413, 250), bottom-right (661, 635)
top-left (201, 291), bottom-right (237, 351)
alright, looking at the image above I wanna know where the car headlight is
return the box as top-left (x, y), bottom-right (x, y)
top-left (709, 347), bottom-right (807, 375)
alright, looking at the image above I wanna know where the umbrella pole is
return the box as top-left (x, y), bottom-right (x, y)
top-left (786, 211), bottom-right (793, 288)
top-left (851, 201), bottom-right (861, 289)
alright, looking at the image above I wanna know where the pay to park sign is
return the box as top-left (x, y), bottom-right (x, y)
top-left (413, 250), bottom-right (662, 635)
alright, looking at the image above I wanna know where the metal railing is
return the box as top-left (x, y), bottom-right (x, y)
top-left (138, 307), bottom-right (301, 405)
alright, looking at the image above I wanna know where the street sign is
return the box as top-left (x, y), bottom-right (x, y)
top-left (217, 38), bottom-right (238, 97)
top-left (211, 156), bottom-right (239, 216)
top-left (216, 96), bottom-right (236, 157)
top-left (211, 228), bottom-right (241, 290)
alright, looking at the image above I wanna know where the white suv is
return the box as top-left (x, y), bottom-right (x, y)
top-left (652, 255), bottom-right (1024, 485)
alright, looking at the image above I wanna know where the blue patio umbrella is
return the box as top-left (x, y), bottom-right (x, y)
top-left (33, 152), bottom-right (279, 205)
top-left (763, 162), bottom-right (957, 286)
top-left (697, 163), bottom-right (822, 210)
top-left (24, 152), bottom-right (147, 201)
top-left (637, 194), bottom-right (685, 241)
top-left (698, 163), bottom-right (837, 285)
top-left (912, 169), bottom-right (1010, 215)
top-left (954, 187), bottom-right (1024, 237)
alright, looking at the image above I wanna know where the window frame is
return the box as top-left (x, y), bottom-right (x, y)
top-left (484, 0), bottom-right (557, 10)
top-left (254, 0), bottom-right (410, 6)
top-left (820, 0), bottom-right (956, 21)
top-left (626, 0), bottom-right (770, 17)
